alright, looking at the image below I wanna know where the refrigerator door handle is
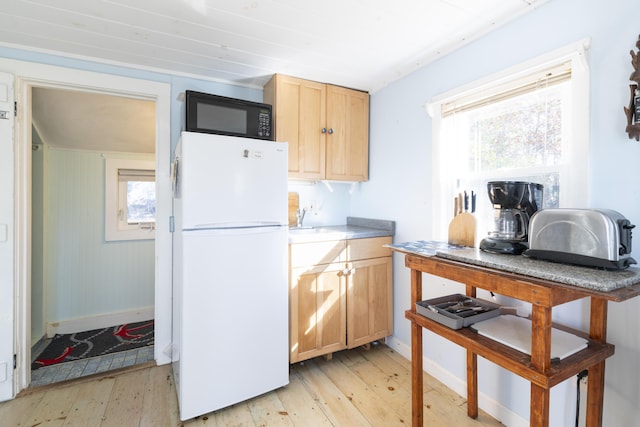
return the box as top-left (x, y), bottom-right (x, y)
top-left (185, 221), bottom-right (286, 231)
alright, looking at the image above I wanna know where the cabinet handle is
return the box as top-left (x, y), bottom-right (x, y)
top-left (321, 127), bottom-right (327, 134)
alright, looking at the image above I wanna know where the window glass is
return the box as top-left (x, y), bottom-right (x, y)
top-left (126, 180), bottom-right (156, 224)
top-left (105, 158), bottom-right (155, 241)
top-left (443, 81), bottom-right (567, 209)
top-left (428, 42), bottom-right (589, 242)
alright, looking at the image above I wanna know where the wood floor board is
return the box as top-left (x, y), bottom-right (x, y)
top-left (0, 390), bottom-right (43, 427)
top-left (62, 378), bottom-right (115, 426)
top-left (295, 359), bottom-right (372, 426)
top-left (374, 344), bottom-right (469, 406)
top-left (354, 344), bottom-right (417, 390)
top-left (208, 401), bottom-right (255, 426)
top-left (0, 343), bottom-right (504, 426)
top-left (246, 390), bottom-right (294, 427)
top-left (139, 364), bottom-right (180, 427)
top-left (336, 349), bottom-right (413, 423)
top-left (101, 368), bottom-right (149, 426)
top-left (24, 384), bottom-right (81, 427)
top-left (375, 345), bottom-right (501, 426)
top-left (336, 345), bottom-right (370, 367)
top-left (276, 368), bottom-right (333, 425)
top-left (316, 354), bottom-right (406, 426)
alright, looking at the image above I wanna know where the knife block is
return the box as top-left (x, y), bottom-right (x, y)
top-left (448, 212), bottom-right (476, 247)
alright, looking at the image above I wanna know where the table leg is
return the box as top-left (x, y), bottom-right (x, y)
top-left (467, 350), bottom-right (478, 418)
top-left (464, 283), bottom-right (478, 418)
top-left (530, 305), bottom-right (552, 426)
top-left (411, 322), bottom-right (423, 427)
top-left (586, 298), bottom-right (608, 427)
top-left (530, 383), bottom-right (550, 427)
top-left (410, 268), bottom-right (423, 427)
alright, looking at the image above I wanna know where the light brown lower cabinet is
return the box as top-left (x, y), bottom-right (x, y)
top-left (289, 236), bottom-right (393, 363)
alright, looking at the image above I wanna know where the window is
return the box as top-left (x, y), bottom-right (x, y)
top-left (105, 158), bottom-right (156, 241)
top-left (428, 41), bottom-right (590, 241)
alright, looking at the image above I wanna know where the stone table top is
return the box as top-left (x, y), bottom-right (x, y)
top-left (388, 240), bottom-right (640, 292)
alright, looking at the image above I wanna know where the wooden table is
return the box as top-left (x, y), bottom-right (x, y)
top-left (397, 251), bottom-right (640, 427)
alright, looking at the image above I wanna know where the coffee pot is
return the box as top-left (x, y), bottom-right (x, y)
top-left (479, 181), bottom-right (543, 254)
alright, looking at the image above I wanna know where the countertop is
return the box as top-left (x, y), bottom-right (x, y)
top-left (388, 240), bottom-right (640, 292)
top-left (288, 217), bottom-right (395, 244)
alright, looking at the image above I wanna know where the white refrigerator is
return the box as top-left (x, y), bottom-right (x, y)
top-left (172, 131), bottom-right (289, 421)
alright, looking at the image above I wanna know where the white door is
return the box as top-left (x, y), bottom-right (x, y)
top-left (177, 226), bottom-right (289, 419)
top-left (177, 132), bottom-right (288, 229)
top-left (0, 71), bottom-right (15, 401)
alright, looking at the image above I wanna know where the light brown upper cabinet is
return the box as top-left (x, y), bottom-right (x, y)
top-left (264, 74), bottom-right (369, 181)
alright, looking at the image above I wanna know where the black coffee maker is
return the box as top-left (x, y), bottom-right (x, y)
top-left (479, 181), bottom-right (543, 255)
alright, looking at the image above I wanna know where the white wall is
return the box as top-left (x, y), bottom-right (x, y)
top-left (288, 181), bottom-right (353, 227)
top-left (39, 147), bottom-right (155, 331)
top-left (31, 131), bottom-right (44, 344)
top-left (352, 0), bottom-right (640, 425)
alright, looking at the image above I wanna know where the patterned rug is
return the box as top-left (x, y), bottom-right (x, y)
top-left (32, 320), bottom-right (154, 370)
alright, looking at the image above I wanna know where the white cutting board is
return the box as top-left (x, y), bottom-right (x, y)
top-left (472, 315), bottom-right (588, 360)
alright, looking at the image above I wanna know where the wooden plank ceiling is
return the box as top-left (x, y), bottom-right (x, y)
top-left (1, 0), bottom-right (547, 92)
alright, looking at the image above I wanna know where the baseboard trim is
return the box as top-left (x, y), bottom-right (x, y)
top-left (385, 336), bottom-right (528, 427)
top-left (46, 306), bottom-right (154, 337)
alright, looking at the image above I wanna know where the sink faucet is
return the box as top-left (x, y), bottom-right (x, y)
top-left (296, 208), bottom-right (307, 227)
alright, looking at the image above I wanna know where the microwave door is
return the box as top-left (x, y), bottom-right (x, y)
top-left (185, 90), bottom-right (273, 140)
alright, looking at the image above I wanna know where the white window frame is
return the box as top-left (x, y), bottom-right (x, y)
top-left (427, 39), bottom-right (591, 242)
top-left (105, 157), bottom-right (156, 241)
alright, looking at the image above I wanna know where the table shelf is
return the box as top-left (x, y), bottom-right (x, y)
top-left (405, 310), bottom-right (614, 389)
top-left (393, 250), bottom-right (640, 427)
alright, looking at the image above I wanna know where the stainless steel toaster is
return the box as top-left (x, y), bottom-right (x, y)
top-left (524, 208), bottom-right (636, 269)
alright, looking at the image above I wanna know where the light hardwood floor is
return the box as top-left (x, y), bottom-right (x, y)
top-left (0, 343), bottom-right (504, 426)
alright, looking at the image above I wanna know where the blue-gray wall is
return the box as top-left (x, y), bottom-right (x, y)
top-left (351, 0), bottom-right (640, 424)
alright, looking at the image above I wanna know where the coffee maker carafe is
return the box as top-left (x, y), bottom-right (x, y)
top-left (479, 181), bottom-right (543, 255)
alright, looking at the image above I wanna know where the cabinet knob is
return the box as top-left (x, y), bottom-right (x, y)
top-left (321, 127), bottom-right (327, 134)
top-left (328, 128), bottom-right (334, 135)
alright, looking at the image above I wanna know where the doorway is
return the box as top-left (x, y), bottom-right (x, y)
top-left (2, 59), bottom-right (173, 397)
top-left (29, 87), bottom-right (157, 386)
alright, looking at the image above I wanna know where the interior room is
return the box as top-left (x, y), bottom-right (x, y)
top-left (29, 88), bottom-right (156, 386)
top-left (1, 0), bottom-right (639, 426)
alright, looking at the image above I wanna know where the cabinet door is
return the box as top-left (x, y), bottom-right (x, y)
top-left (347, 257), bottom-right (393, 348)
top-left (325, 85), bottom-right (369, 181)
top-left (267, 74), bottom-right (326, 180)
top-left (290, 263), bottom-right (347, 363)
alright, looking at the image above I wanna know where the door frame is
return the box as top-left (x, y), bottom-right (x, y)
top-left (1, 57), bottom-right (172, 396)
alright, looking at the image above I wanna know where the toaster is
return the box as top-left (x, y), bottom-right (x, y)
top-left (524, 208), bottom-right (636, 269)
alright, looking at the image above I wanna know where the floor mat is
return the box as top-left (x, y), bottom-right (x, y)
top-left (32, 320), bottom-right (154, 370)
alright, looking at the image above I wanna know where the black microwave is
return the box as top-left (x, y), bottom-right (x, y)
top-left (185, 90), bottom-right (273, 140)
